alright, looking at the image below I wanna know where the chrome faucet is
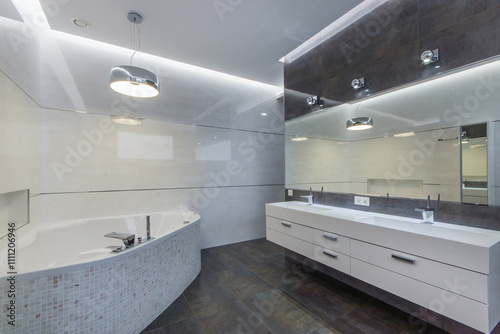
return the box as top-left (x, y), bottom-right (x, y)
top-left (146, 215), bottom-right (151, 240)
top-left (105, 232), bottom-right (135, 248)
top-left (415, 195), bottom-right (434, 224)
top-left (300, 187), bottom-right (314, 205)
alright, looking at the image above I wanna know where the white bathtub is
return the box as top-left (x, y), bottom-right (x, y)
top-left (0, 210), bottom-right (201, 334)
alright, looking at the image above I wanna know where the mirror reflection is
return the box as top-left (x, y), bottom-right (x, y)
top-left (286, 57), bottom-right (500, 206)
top-left (461, 124), bottom-right (488, 205)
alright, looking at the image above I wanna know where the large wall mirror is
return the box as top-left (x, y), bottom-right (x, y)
top-left (286, 57), bottom-right (500, 206)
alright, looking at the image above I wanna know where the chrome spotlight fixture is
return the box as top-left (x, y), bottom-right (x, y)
top-left (420, 49), bottom-right (439, 65)
top-left (351, 77), bottom-right (365, 89)
top-left (346, 117), bottom-right (373, 131)
top-left (306, 96), bottom-right (324, 107)
top-left (109, 12), bottom-right (160, 98)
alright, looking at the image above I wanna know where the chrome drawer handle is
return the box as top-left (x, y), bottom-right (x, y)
top-left (281, 222), bottom-right (292, 228)
top-left (322, 250), bottom-right (338, 259)
top-left (391, 254), bottom-right (416, 264)
top-left (323, 234), bottom-right (338, 241)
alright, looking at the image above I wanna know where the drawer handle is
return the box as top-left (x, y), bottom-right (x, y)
top-left (281, 222), bottom-right (292, 228)
top-left (322, 250), bottom-right (338, 259)
top-left (323, 234), bottom-right (338, 241)
top-left (391, 254), bottom-right (416, 264)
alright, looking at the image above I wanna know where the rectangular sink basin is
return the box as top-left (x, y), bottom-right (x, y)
top-left (277, 202), bottom-right (333, 212)
top-left (358, 216), bottom-right (422, 226)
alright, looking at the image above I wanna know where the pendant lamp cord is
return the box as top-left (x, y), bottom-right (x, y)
top-left (130, 23), bottom-right (141, 66)
top-left (352, 101), bottom-right (362, 119)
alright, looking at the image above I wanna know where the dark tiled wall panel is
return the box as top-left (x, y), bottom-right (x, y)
top-left (284, 0), bottom-right (500, 120)
top-left (286, 189), bottom-right (500, 231)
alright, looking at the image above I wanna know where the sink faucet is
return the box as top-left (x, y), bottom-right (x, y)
top-left (105, 232), bottom-right (136, 248)
top-left (300, 187), bottom-right (314, 205)
top-left (415, 195), bottom-right (434, 224)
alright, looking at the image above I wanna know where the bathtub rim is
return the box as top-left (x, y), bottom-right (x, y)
top-left (0, 212), bottom-right (200, 282)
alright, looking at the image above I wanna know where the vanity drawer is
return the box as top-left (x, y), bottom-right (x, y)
top-left (351, 258), bottom-right (489, 333)
top-left (351, 239), bottom-right (488, 303)
top-left (314, 245), bottom-right (350, 275)
top-left (266, 228), bottom-right (314, 259)
top-left (266, 216), bottom-right (314, 243)
top-left (314, 229), bottom-right (350, 255)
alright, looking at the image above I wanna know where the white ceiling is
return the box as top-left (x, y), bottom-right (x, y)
top-left (0, 0), bottom-right (22, 22)
top-left (36, 0), bottom-right (362, 87)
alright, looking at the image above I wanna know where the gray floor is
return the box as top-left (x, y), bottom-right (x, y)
top-left (141, 238), bottom-right (448, 334)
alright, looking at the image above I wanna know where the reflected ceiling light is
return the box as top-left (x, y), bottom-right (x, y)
top-left (306, 96), bottom-right (324, 107)
top-left (346, 117), bottom-right (373, 131)
top-left (461, 130), bottom-right (469, 143)
top-left (420, 49), bottom-right (439, 65)
top-left (111, 116), bottom-right (142, 125)
top-left (109, 12), bottom-right (159, 98)
top-left (394, 132), bottom-right (415, 137)
top-left (291, 135), bottom-right (308, 142)
top-left (351, 77), bottom-right (365, 89)
top-left (71, 18), bottom-right (89, 28)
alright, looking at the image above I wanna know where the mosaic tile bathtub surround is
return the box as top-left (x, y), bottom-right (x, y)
top-left (0, 221), bottom-right (201, 334)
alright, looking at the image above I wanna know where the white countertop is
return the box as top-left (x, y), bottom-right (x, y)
top-left (266, 201), bottom-right (500, 273)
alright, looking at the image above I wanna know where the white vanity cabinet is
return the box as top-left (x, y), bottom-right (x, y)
top-left (265, 201), bottom-right (500, 334)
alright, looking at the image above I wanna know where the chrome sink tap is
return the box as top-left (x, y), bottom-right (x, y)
top-left (415, 195), bottom-right (434, 224)
top-left (300, 187), bottom-right (314, 205)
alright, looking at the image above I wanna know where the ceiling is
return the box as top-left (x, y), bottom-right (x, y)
top-left (33, 0), bottom-right (362, 87)
top-left (0, 0), bottom-right (21, 22)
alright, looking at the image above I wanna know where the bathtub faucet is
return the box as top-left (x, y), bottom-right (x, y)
top-left (146, 215), bottom-right (151, 241)
top-left (105, 232), bottom-right (135, 248)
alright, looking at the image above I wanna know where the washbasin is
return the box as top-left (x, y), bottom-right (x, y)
top-left (358, 216), bottom-right (423, 226)
top-left (278, 202), bottom-right (333, 212)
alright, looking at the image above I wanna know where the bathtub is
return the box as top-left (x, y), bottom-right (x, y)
top-left (0, 210), bottom-right (201, 334)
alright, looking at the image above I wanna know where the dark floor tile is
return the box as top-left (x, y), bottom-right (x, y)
top-left (242, 288), bottom-right (325, 334)
top-left (201, 247), bottom-right (232, 273)
top-left (183, 269), bottom-right (238, 314)
top-left (246, 259), bottom-right (288, 287)
top-left (308, 325), bottom-right (342, 334)
top-left (235, 238), bottom-right (285, 260)
top-left (141, 295), bottom-right (193, 332)
top-left (247, 258), bottom-right (311, 288)
top-left (280, 277), bottom-right (358, 323)
top-left (359, 291), bottom-right (448, 333)
top-left (143, 317), bottom-right (205, 334)
top-left (267, 252), bottom-right (287, 266)
top-left (215, 267), bottom-right (272, 300)
top-left (196, 300), bottom-right (272, 334)
top-left (307, 271), bottom-right (370, 307)
top-left (328, 308), bottom-right (406, 334)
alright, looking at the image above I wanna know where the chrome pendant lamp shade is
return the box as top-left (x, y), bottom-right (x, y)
top-left (109, 65), bottom-right (159, 98)
top-left (109, 12), bottom-right (159, 98)
top-left (346, 116), bottom-right (373, 131)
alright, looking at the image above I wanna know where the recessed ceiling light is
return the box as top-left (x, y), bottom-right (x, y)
top-left (72, 18), bottom-right (89, 28)
top-left (261, 113), bottom-right (268, 116)
top-left (394, 132), bottom-right (415, 137)
top-left (111, 116), bottom-right (142, 125)
top-left (291, 135), bottom-right (308, 142)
